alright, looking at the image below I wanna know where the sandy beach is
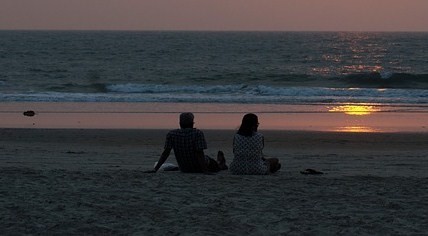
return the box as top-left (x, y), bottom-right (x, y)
top-left (1, 128), bottom-right (428, 235)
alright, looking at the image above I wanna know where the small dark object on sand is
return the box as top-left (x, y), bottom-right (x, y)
top-left (300, 168), bottom-right (324, 175)
top-left (23, 110), bottom-right (36, 117)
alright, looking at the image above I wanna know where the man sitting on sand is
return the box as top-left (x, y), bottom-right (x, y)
top-left (146, 112), bottom-right (228, 173)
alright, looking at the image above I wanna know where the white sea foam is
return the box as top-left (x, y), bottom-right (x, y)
top-left (1, 85), bottom-right (427, 105)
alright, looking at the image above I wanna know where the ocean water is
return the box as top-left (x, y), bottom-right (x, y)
top-left (1, 31), bottom-right (428, 106)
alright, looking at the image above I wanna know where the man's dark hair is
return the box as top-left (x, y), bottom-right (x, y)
top-left (179, 112), bottom-right (194, 128)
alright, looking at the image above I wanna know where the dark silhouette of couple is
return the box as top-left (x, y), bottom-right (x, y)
top-left (146, 112), bottom-right (281, 175)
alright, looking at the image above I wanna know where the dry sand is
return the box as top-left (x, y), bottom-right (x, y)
top-left (1, 128), bottom-right (428, 235)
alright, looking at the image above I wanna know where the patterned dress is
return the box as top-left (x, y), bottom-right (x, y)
top-left (230, 132), bottom-right (269, 175)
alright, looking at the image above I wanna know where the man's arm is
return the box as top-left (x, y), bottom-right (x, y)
top-left (145, 147), bottom-right (171, 173)
top-left (196, 149), bottom-right (208, 173)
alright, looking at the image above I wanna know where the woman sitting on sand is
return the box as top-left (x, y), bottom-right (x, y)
top-left (229, 113), bottom-right (281, 175)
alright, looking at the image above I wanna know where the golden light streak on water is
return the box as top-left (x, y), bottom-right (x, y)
top-left (333, 126), bottom-right (379, 133)
top-left (328, 105), bottom-right (380, 116)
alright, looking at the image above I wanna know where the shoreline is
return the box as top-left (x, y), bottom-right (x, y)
top-left (1, 102), bottom-right (428, 132)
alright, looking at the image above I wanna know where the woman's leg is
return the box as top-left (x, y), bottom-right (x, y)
top-left (265, 158), bottom-right (281, 173)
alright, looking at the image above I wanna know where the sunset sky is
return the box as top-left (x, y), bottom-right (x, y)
top-left (1, 0), bottom-right (427, 31)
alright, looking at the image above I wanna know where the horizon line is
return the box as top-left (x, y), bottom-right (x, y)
top-left (1, 29), bottom-right (427, 33)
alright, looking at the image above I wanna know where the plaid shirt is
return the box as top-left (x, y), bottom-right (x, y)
top-left (165, 128), bottom-right (207, 173)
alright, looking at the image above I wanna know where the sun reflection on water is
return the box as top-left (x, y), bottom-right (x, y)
top-left (333, 126), bottom-right (379, 133)
top-left (328, 104), bottom-right (380, 116)
top-left (328, 104), bottom-right (383, 132)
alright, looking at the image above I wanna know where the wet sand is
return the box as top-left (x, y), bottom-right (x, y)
top-left (1, 102), bottom-right (428, 132)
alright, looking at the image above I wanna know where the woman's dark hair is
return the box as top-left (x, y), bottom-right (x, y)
top-left (237, 113), bottom-right (258, 136)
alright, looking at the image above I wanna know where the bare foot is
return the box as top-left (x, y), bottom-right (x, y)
top-left (217, 151), bottom-right (228, 170)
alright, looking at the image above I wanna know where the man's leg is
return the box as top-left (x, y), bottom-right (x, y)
top-left (216, 151), bottom-right (228, 170)
top-left (206, 156), bottom-right (220, 172)
top-left (205, 151), bottom-right (228, 172)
